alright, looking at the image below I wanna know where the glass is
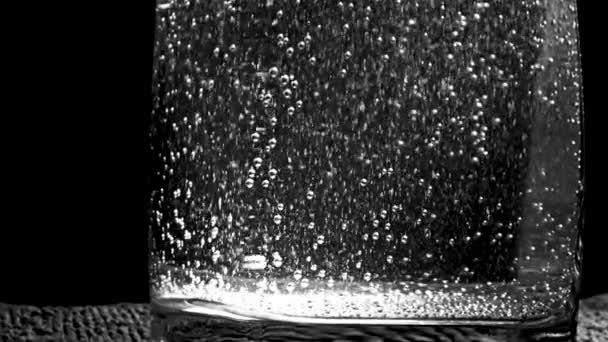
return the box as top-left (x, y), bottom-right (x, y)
top-left (148, 0), bottom-right (584, 340)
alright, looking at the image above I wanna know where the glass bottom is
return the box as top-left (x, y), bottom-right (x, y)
top-left (151, 298), bottom-right (578, 342)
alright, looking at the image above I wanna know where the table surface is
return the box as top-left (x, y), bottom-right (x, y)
top-left (1, 294), bottom-right (606, 341)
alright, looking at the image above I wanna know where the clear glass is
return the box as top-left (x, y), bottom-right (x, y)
top-left (148, 0), bottom-right (584, 340)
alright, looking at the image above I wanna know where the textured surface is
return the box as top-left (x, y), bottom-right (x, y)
top-left (1, 294), bottom-right (606, 341)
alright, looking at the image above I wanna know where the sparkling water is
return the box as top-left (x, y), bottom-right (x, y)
top-left (149, 0), bottom-right (583, 340)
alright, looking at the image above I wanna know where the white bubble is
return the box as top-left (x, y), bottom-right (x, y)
top-left (269, 66), bottom-right (279, 78)
top-left (262, 179), bottom-right (270, 188)
top-left (308, 222), bottom-right (315, 230)
top-left (286, 47), bottom-right (294, 57)
top-left (363, 272), bottom-right (372, 281)
top-left (211, 227), bottom-right (219, 239)
top-left (273, 214), bottom-right (282, 225)
top-left (212, 250), bottom-right (221, 263)
top-left (269, 168), bottom-right (278, 179)
top-left (360, 178), bottom-right (368, 187)
top-left (372, 231), bottom-right (379, 240)
top-left (277, 203), bottom-right (284, 211)
top-left (294, 269), bottom-right (302, 280)
top-left (386, 255), bottom-right (393, 264)
top-left (253, 157), bottom-right (263, 168)
top-left (283, 88), bottom-right (292, 99)
top-left (317, 235), bottom-right (325, 244)
top-left (272, 253), bottom-right (283, 267)
top-left (306, 190), bottom-right (314, 200)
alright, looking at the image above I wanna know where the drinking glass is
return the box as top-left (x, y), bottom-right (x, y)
top-left (148, 0), bottom-right (584, 340)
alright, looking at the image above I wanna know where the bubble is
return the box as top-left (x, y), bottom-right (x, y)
top-left (286, 47), bottom-right (294, 57)
top-left (401, 234), bottom-right (408, 244)
top-left (268, 66), bottom-right (279, 79)
top-left (261, 179), bottom-right (270, 188)
top-left (386, 233), bottom-right (393, 242)
top-left (327, 278), bottom-right (334, 288)
top-left (294, 269), bottom-right (302, 280)
top-left (287, 106), bottom-right (295, 115)
top-left (253, 157), bottom-right (263, 168)
top-left (360, 178), bottom-right (368, 187)
top-left (311, 264), bottom-right (317, 271)
top-left (296, 100), bottom-right (303, 108)
top-left (251, 132), bottom-right (260, 143)
top-left (318, 269), bottom-right (326, 278)
top-left (269, 138), bottom-right (277, 148)
top-left (372, 219), bottom-right (379, 228)
top-left (212, 250), bottom-right (221, 263)
top-left (270, 116), bottom-right (278, 126)
top-left (345, 50), bottom-right (352, 59)
top-left (339, 69), bottom-right (347, 78)
top-left (372, 231), bottom-right (379, 240)
top-left (272, 257), bottom-right (283, 269)
top-left (291, 80), bottom-right (298, 89)
top-left (269, 168), bottom-right (278, 179)
top-left (273, 214), bottom-right (282, 225)
top-left (380, 209), bottom-right (388, 219)
top-left (297, 41), bottom-right (305, 50)
top-left (283, 88), bottom-right (292, 99)
top-left (306, 190), bottom-right (314, 200)
top-left (356, 261), bottom-right (362, 269)
top-left (384, 222), bottom-right (391, 230)
top-left (317, 235), bottom-right (325, 244)
top-left (308, 222), bottom-right (315, 230)
top-left (309, 56), bottom-right (317, 65)
top-left (286, 282), bottom-right (295, 292)
top-left (280, 74), bottom-right (290, 86)
top-left (277, 203), bottom-right (284, 211)
top-left (386, 255), bottom-right (394, 264)
top-left (211, 226), bottom-right (219, 239)
top-left (301, 278), bottom-right (310, 288)
top-left (228, 43), bottom-right (237, 52)
top-left (363, 233), bottom-right (369, 241)
top-left (363, 272), bottom-right (372, 282)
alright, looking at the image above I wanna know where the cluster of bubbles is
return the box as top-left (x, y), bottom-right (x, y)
top-left (149, 0), bottom-right (582, 318)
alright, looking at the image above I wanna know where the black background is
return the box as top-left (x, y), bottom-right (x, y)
top-left (0, 0), bottom-right (604, 306)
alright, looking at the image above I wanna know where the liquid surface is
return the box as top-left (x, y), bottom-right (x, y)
top-left (149, 0), bottom-right (583, 322)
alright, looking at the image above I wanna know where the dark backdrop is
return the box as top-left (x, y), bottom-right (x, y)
top-left (0, 0), bottom-right (604, 306)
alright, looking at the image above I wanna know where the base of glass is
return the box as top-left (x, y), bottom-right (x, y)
top-left (151, 299), bottom-right (578, 342)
